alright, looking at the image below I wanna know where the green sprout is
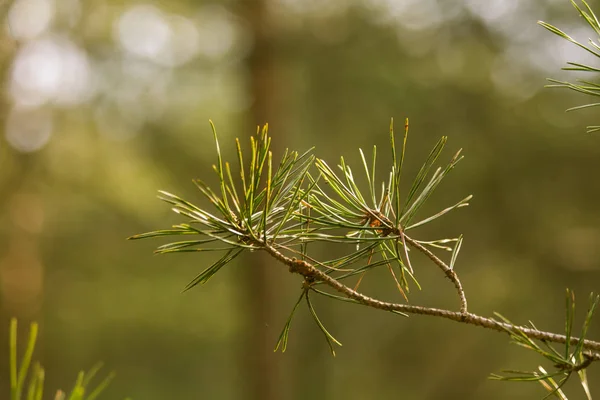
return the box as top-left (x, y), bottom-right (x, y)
top-left (8, 318), bottom-right (125, 400)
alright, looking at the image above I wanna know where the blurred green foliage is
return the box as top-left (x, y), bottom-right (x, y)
top-left (1, 1), bottom-right (600, 399)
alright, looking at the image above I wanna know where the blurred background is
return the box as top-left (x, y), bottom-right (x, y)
top-left (1, 0), bottom-right (600, 398)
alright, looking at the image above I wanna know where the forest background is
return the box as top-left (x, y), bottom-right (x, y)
top-left (1, 0), bottom-right (600, 399)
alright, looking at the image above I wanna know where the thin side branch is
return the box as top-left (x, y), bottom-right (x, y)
top-left (402, 233), bottom-right (468, 313)
top-left (371, 210), bottom-right (468, 313)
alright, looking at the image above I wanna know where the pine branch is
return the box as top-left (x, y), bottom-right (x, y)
top-left (131, 119), bottom-right (600, 397)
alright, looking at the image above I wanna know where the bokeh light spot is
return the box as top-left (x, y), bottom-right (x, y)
top-left (10, 36), bottom-right (93, 107)
top-left (5, 106), bottom-right (53, 153)
top-left (116, 5), bottom-right (171, 61)
top-left (195, 6), bottom-right (236, 60)
top-left (7, 0), bottom-right (54, 40)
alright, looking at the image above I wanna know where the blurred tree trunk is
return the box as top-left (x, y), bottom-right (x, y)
top-left (238, 1), bottom-right (283, 400)
top-left (0, 28), bottom-right (45, 393)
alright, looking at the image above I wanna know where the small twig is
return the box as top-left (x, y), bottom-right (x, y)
top-left (402, 233), bottom-right (468, 313)
top-left (262, 243), bottom-right (600, 359)
top-left (370, 209), bottom-right (468, 313)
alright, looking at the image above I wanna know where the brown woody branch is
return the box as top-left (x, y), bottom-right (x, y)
top-left (261, 242), bottom-right (600, 361)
